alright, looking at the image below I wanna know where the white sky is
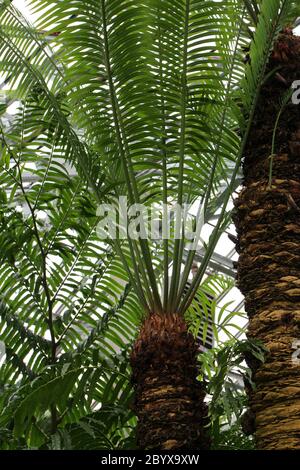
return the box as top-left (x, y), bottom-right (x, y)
top-left (14, 0), bottom-right (37, 21)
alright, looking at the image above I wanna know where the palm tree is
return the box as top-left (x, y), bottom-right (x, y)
top-left (234, 22), bottom-right (300, 449)
top-left (0, 0), bottom-right (298, 450)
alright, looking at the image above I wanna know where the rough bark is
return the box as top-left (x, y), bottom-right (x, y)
top-left (130, 313), bottom-right (209, 450)
top-left (233, 30), bottom-right (300, 449)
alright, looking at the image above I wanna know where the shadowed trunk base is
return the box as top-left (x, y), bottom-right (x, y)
top-left (234, 30), bottom-right (300, 449)
top-left (130, 313), bottom-right (209, 450)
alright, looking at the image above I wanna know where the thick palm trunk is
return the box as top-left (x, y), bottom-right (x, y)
top-left (234, 30), bottom-right (300, 449)
top-left (130, 313), bottom-right (209, 450)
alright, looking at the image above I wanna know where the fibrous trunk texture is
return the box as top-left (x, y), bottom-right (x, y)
top-left (130, 313), bottom-right (209, 450)
top-left (234, 30), bottom-right (300, 450)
